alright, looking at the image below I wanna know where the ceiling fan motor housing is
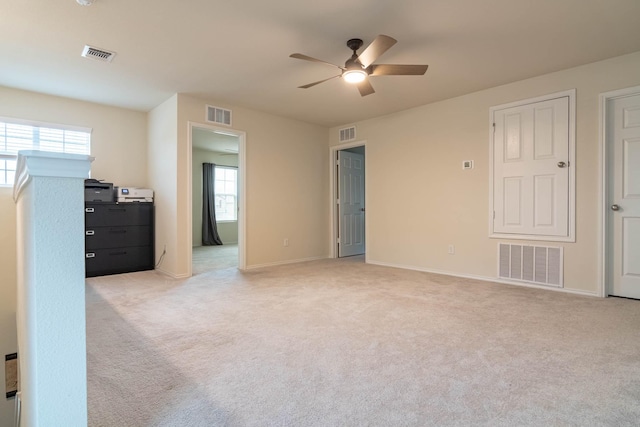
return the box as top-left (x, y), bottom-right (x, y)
top-left (345, 39), bottom-right (365, 71)
top-left (346, 38), bottom-right (364, 51)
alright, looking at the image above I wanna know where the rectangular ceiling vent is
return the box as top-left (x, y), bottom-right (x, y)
top-left (81, 45), bottom-right (116, 63)
top-left (206, 105), bottom-right (232, 126)
top-left (498, 243), bottom-right (563, 287)
top-left (339, 126), bottom-right (356, 143)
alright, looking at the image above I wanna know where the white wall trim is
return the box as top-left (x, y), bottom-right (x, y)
top-left (187, 121), bottom-right (247, 274)
top-left (488, 89), bottom-right (576, 243)
top-left (244, 255), bottom-right (328, 270)
top-left (598, 85), bottom-right (640, 298)
top-left (329, 140), bottom-right (368, 259)
top-left (0, 115), bottom-right (93, 134)
top-left (367, 259), bottom-right (599, 297)
top-left (13, 151), bottom-right (93, 200)
top-left (155, 267), bottom-right (191, 280)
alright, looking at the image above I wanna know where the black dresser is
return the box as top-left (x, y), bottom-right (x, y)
top-left (84, 202), bottom-right (154, 277)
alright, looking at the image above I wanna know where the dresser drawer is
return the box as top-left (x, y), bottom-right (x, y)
top-left (85, 226), bottom-right (152, 250)
top-left (85, 203), bottom-right (153, 227)
top-left (85, 245), bottom-right (154, 277)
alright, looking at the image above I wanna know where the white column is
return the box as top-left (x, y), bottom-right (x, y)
top-left (13, 151), bottom-right (93, 427)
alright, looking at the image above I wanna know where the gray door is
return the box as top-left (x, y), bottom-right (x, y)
top-left (338, 150), bottom-right (365, 257)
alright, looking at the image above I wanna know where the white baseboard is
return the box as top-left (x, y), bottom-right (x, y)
top-left (366, 259), bottom-right (600, 298)
top-left (154, 267), bottom-right (190, 279)
top-left (244, 256), bottom-right (328, 270)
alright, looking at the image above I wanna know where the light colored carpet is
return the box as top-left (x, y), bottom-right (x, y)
top-left (192, 244), bottom-right (238, 275)
top-left (86, 257), bottom-right (640, 426)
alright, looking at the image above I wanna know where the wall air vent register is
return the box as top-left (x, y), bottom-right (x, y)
top-left (206, 105), bottom-right (232, 126)
top-left (498, 243), bottom-right (563, 287)
top-left (339, 126), bottom-right (356, 143)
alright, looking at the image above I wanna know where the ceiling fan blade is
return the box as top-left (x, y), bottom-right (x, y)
top-left (290, 53), bottom-right (343, 70)
top-left (356, 79), bottom-right (375, 97)
top-left (298, 75), bottom-right (340, 89)
top-left (369, 64), bottom-right (429, 76)
top-left (357, 35), bottom-right (397, 68)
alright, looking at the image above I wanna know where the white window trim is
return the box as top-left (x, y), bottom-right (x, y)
top-left (214, 165), bottom-right (238, 222)
top-left (0, 116), bottom-right (92, 186)
top-left (0, 116), bottom-right (92, 135)
top-left (488, 89), bottom-right (576, 242)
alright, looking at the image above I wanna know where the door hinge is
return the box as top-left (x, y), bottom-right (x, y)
top-left (336, 159), bottom-right (340, 166)
top-left (492, 123), bottom-right (496, 133)
top-left (337, 237), bottom-right (340, 244)
top-left (493, 210), bottom-right (495, 219)
top-left (336, 198), bottom-right (340, 205)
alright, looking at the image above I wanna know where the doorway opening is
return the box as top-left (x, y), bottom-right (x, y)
top-left (330, 142), bottom-right (366, 259)
top-left (189, 123), bottom-right (246, 275)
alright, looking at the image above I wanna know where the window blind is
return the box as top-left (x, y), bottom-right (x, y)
top-left (0, 118), bottom-right (91, 185)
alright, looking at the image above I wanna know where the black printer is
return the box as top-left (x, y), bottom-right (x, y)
top-left (84, 179), bottom-right (114, 202)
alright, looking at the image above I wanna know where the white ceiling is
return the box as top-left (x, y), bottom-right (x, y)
top-left (192, 127), bottom-right (239, 154)
top-left (2, 0), bottom-right (640, 128)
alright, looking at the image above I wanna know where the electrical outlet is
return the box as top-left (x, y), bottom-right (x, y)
top-left (448, 245), bottom-right (455, 255)
top-left (5, 353), bottom-right (17, 398)
top-left (283, 238), bottom-right (289, 247)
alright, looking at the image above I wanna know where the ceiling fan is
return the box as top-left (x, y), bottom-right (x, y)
top-left (289, 35), bottom-right (428, 97)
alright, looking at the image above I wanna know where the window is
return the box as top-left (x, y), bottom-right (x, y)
top-left (0, 118), bottom-right (91, 185)
top-left (214, 166), bottom-right (237, 221)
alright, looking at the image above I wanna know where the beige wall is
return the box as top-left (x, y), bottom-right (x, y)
top-left (329, 51), bottom-right (640, 295)
top-left (192, 149), bottom-right (239, 246)
top-left (0, 87), bottom-right (147, 186)
top-left (0, 187), bottom-right (16, 427)
top-left (148, 95), bottom-right (179, 276)
top-left (0, 86), bottom-right (147, 427)
top-left (174, 94), bottom-right (329, 274)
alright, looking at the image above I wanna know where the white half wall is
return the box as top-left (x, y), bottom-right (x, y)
top-left (14, 152), bottom-right (92, 427)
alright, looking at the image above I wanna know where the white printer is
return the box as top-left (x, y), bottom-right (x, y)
top-left (116, 187), bottom-right (154, 203)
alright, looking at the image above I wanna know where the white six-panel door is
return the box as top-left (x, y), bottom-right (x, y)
top-left (338, 151), bottom-right (365, 257)
top-left (493, 96), bottom-right (570, 238)
top-left (609, 92), bottom-right (640, 299)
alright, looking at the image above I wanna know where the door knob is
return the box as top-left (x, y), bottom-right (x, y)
top-left (611, 204), bottom-right (620, 211)
top-left (557, 161), bottom-right (567, 168)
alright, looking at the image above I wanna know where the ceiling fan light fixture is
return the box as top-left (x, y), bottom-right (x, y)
top-left (290, 35), bottom-right (427, 96)
top-left (343, 69), bottom-right (367, 84)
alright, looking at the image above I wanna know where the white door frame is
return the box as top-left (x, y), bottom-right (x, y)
top-left (488, 89), bottom-right (576, 242)
top-left (599, 85), bottom-right (640, 297)
top-left (187, 121), bottom-right (247, 275)
top-left (329, 140), bottom-right (368, 259)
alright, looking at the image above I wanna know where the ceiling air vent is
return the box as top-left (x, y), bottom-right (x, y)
top-left (81, 45), bottom-right (116, 63)
top-left (206, 105), bottom-right (232, 126)
top-left (339, 126), bottom-right (356, 143)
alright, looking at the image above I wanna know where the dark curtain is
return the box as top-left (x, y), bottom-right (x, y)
top-left (202, 163), bottom-right (223, 245)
